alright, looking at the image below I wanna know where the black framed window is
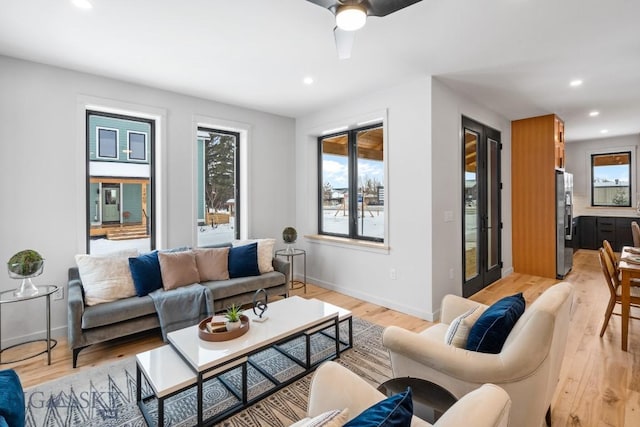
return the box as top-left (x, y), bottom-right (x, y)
top-left (97, 128), bottom-right (118, 159)
top-left (318, 124), bottom-right (384, 242)
top-left (591, 151), bottom-right (631, 207)
top-left (196, 127), bottom-right (241, 246)
top-left (128, 131), bottom-right (147, 161)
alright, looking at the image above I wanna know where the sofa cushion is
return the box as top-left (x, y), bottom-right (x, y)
top-left (466, 293), bottom-right (526, 354)
top-left (343, 387), bottom-right (413, 427)
top-left (444, 306), bottom-right (485, 348)
top-left (204, 271), bottom-right (285, 300)
top-left (0, 369), bottom-right (25, 427)
top-left (75, 250), bottom-right (138, 306)
top-left (81, 294), bottom-right (156, 329)
top-left (194, 247), bottom-right (230, 281)
top-left (158, 251), bottom-right (200, 290)
top-left (228, 242), bottom-right (260, 278)
top-left (129, 251), bottom-right (163, 297)
top-left (233, 239), bottom-right (275, 273)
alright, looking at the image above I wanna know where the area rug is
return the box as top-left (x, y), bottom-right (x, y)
top-left (24, 317), bottom-right (391, 426)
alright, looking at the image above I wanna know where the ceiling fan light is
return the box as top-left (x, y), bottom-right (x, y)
top-left (336, 5), bottom-right (367, 31)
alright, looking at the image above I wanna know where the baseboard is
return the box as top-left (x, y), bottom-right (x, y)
top-left (1, 325), bottom-right (67, 349)
top-left (301, 274), bottom-right (436, 322)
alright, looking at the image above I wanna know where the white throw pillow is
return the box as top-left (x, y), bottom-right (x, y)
top-left (233, 238), bottom-right (275, 274)
top-left (292, 409), bottom-right (349, 427)
top-left (75, 249), bottom-right (139, 306)
top-left (444, 305), bottom-right (485, 348)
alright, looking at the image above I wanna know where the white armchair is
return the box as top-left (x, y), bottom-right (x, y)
top-left (383, 282), bottom-right (574, 427)
top-left (292, 361), bottom-right (511, 427)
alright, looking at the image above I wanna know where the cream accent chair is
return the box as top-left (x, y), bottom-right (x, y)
top-left (291, 361), bottom-right (511, 427)
top-left (382, 282), bottom-right (574, 427)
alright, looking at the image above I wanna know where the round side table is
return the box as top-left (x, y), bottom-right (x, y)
top-left (377, 377), bottom-right (457, 423)
top-left (0, 285), bottom-right (58, 365)
top-left (275, 249), bottom-right (307, 293)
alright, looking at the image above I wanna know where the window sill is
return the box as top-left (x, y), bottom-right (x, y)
top-left (305, 234), bottom-right (389, 254)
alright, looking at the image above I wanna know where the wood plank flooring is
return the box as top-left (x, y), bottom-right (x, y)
top-left (5, 249), bottom-right (640, 426)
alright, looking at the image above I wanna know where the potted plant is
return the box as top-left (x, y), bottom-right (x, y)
top-left (225, 303), bottom-right (243, 331)
top-left (7, 249), bottom-right (44, 297)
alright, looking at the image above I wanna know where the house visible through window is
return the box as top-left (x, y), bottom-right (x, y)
top-left (196, 127), bottom-right (240, 246)
top-left (87, 111), bottom-right (155, 254)
top-left (592, 151), bottom-right (631, 207)
top-left (318, 124), bottom-right (384, 242)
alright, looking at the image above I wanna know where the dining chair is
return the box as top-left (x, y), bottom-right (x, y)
top-left (632, 221), bottom-right (640, 247)
top-left (598, 247), bottom-right (640, 337)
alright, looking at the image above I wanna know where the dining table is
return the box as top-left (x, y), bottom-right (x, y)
top-left (617, 246), bottom-right (640, 351)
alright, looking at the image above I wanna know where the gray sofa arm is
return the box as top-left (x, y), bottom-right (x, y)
top-left (67, 268), bottom-right (85, 350)
top-left (272, 257), bottom-right (290, 284)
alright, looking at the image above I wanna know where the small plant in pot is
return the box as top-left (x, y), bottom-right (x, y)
top-left (225, 303), bottom-right (243, 331)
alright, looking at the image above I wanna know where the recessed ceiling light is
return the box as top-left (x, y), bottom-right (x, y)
top-left (569, 79), bottom-right (583, 87)
top-left (600, 129), bottom-right (609, 134)
top-left (589, 111), bottom-right (600, 117)
top-left (71, 0), bottom-right (93, 9)
top-left (303, 77), bottom-right (314, 85)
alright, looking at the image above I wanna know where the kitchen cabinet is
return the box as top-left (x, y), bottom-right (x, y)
top-left (575, 215), bottom-right (637, 251)
top-left (512, 114), bottom-right (565, 279)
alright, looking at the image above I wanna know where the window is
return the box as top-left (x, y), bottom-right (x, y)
top-left (196, 127), bottom-right (240, 246)
top-left (318, 124), bottom-right (384, 242)
top-left (87, 111), bottom-right (155, 254)
top-left (128, 131), bottom-right (147, 161)
top-left (592, 151), bottom-right (631, 207)
top-left (97, 127), bottom-right (118, 159)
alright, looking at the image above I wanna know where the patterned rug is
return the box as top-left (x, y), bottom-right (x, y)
top-left (23, 318), bottom-right (391, 426)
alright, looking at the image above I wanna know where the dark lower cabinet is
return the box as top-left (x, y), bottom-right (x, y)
top-left (576, 215), bottom-right (638, 251)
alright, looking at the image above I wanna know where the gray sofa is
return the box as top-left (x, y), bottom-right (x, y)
top-left (67, 257), bottom-right (289, 367)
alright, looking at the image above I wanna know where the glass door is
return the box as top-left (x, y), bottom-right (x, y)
top-left (462, 117), bottom-right (502, 297)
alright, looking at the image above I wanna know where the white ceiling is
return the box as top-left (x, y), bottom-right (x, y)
top-left (1, 0), bottom-right (639, 141)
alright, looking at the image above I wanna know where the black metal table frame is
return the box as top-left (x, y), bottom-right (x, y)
top-left (137, 314), bottom-right (353, 427)
top-left (275, 249), bottom-right (307, 293)
top-left (0, 285), bottom-right (58, 365)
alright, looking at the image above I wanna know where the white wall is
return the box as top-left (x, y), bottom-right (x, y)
top-left (295, 77), bottom-right (434, 319)
top-left (565, 134), bottom-right (640, 217)
top-left (0, 55), bottom-right (295, 346)
top-left (430, 78), bottom-right (512, 313)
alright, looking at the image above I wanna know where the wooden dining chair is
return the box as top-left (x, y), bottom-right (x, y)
top-left (632, 221), bottom-right (640, 247)
top-left (598, 247), bottom-right (640, 337)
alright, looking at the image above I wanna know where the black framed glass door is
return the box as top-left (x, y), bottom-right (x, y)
top-left (462, 116), bottom-right (502, 297)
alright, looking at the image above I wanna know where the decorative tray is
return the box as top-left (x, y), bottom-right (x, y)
top-left (198, 315), bottom-right (250, 342)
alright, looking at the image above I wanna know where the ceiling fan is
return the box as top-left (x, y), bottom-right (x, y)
top-left (305, 0), bottom-right (423, 59)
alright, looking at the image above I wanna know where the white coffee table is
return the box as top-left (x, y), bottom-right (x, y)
top-left (136, 296), bottom-right (352, 426)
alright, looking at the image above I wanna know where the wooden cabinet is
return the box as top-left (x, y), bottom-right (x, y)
top-left (512, 114), bottom-right (564, 278)
top-left (578, 216), bottom-right (598, 250)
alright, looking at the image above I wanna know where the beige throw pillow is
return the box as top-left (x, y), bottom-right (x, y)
top-left (193, 247), bottom-right (230, 281)
top-left (296, 408), bottom-right (349, 427)
top-left (75, 249), bottom-right (139, 306)
top-left (158, 251), bottom-right (200, 290)
top-left (444, 305), bottom-right (486, 348)
top-left (234, 238), bottom-right (275, 274)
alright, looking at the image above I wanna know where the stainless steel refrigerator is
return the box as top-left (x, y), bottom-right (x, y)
top-left (556, 170), bottom-right (574, 278)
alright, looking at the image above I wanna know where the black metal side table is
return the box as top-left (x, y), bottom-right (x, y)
top-left (275, 248), bottom-right (307, 293)
top-left (377, 377), bottom-right (457, 423)
top-left (0, 285), bottom-right (58, 365)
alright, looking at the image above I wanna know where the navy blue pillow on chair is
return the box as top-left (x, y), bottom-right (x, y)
top-left (466, 293), bottom-right (526, 354)
top-left (344, 387), bottom-right (413, 427)
top-left (129, 251), bottom-right (163, 296)
top-left (0, 369), bottom-right (25, 427)
top-left (228, 242), bottom-right (261, 278)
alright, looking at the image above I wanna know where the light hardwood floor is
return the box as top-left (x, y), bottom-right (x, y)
top-left (5, 249), bottom-right (640, 425)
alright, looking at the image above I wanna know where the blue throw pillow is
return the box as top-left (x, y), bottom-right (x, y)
top-left (466, 293), bottom-right (526, 353)
top-left (344, 387), bottom-right (413, 427)
top-left (0, 369), bottom-right (25, 427)
top-left (129, 251), bottom-right (163, 296)
top-left (228, 242), bottom-right (261, 278)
